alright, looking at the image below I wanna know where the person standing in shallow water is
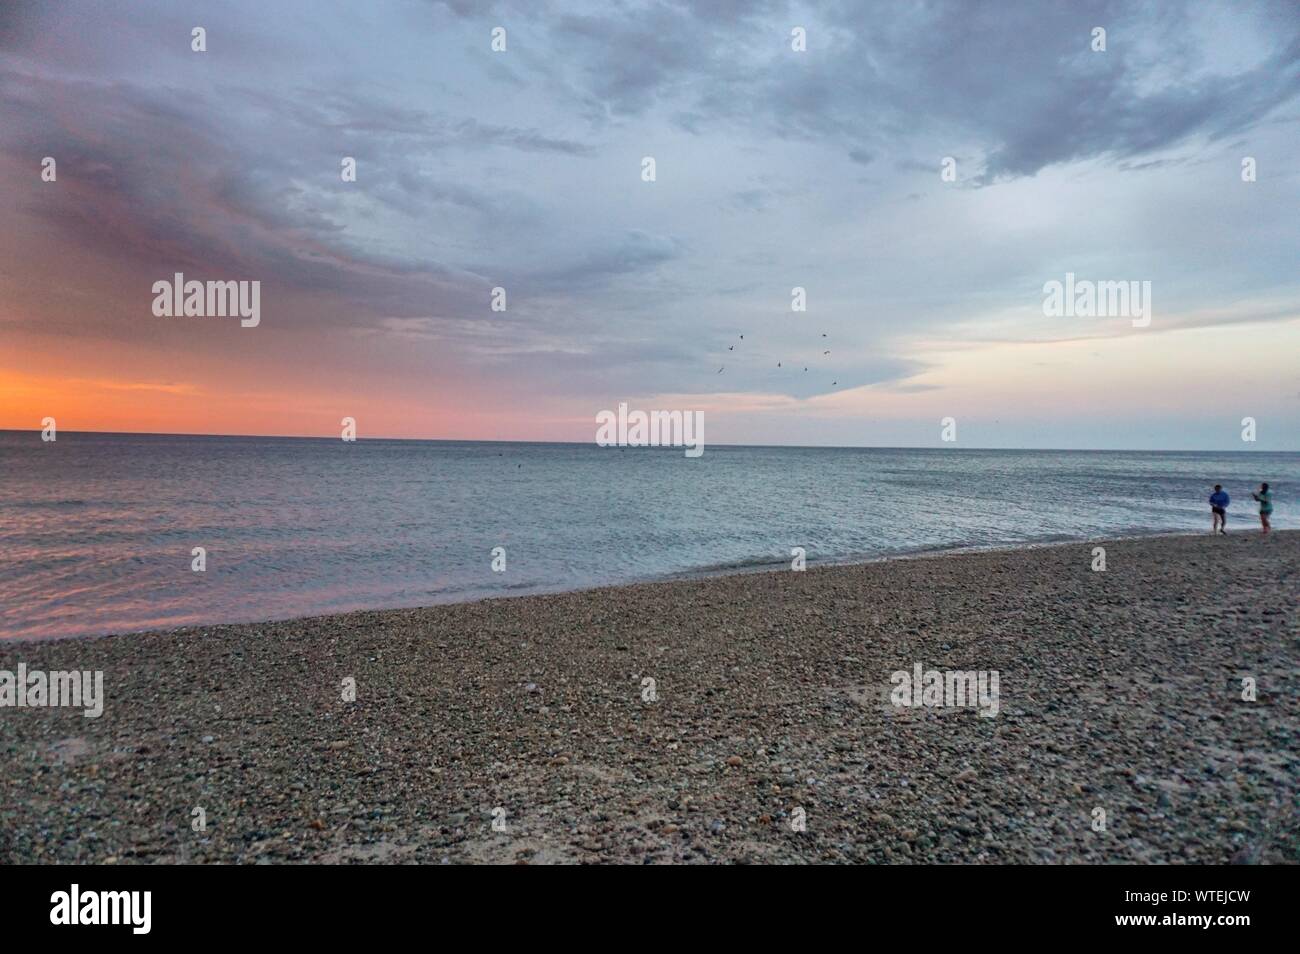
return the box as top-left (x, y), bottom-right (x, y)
top-left (1209, 484), bottom-right (1230, 534)
top-left (1251, 483), bottom-right (1273, 534)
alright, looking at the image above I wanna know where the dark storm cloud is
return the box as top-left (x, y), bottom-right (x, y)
top-left (0, 0), bottom-right (42, 52)
top-left (0, 71), bottom-right (494, 333)
top-left (464, 0), bottom-right (1300, 185)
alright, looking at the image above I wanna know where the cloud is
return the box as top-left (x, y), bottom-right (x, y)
top-left (526, 230), bottom-right (685, 291)
top-left (468, 1), bottom-right (1300, 187)
top-left (2, 0), bottom-right (1298, 445)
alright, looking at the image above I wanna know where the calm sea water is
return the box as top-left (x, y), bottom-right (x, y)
top-left (1, 431), bottom-right (1295, 639)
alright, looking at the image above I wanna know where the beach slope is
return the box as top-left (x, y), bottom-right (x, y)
top-left (2, 531), bottom-right (1296, 864)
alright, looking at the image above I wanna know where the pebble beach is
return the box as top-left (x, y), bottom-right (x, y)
top-left (2, 530), bottom-right (1296, 864)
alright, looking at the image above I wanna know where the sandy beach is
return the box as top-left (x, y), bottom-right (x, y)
top-left (2, 530), bottom-right (1296, 865)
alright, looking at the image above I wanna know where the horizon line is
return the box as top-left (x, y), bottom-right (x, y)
top-left (3, 427), bottom-right (1297, 455)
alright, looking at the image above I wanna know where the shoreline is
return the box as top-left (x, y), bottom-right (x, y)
top-left (1, 529), bottom-right (1296, 863)
top-left (4, 526), bottom-right (1261, 645)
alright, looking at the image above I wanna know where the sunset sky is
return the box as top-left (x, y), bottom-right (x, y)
top-left (2, 0), bottom-right (1298, 449)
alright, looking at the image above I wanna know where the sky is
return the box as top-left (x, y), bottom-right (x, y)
top-left (1, 0), bottom-right (1298, 449)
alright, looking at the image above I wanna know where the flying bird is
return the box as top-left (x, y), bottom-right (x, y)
top-left (717, 366), bottom-right (725, 373)
top-left (823, 350), bottom-right (830, 355)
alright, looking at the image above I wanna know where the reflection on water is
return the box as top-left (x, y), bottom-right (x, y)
top-left (1, 431), bottom-right (1295, 639)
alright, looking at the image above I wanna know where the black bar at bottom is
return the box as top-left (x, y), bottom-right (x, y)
top-left (3, 865), bottom-right (1286, 940)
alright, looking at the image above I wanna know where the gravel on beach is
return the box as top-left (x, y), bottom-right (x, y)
top-left (2, 531), bottom-right (1296, 864)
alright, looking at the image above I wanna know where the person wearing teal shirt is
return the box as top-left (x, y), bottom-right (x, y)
top-left (1251, 482), bottom-right (1273, 535)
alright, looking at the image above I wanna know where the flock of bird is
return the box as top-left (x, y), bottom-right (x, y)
top-left (717, 332), bottom-right (837, 387)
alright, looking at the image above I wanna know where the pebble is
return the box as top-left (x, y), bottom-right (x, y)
top-left (2, 530), bottom-right (1292, 865)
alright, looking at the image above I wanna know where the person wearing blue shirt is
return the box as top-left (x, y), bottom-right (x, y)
top-left (1209, 484), bottom-right (1229, 534)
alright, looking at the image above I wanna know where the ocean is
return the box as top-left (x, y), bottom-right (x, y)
top-left (2, 430), bottom-right (1295, 639)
